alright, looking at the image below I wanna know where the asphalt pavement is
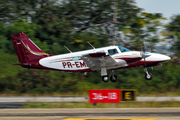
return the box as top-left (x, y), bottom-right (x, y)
top-left (0, 97), bottom-right (180, 120)
top-left (0, 108), bottom-right (179, 120)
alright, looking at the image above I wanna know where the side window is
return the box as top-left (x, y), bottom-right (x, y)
top-left (108, 49), bottom-right (118, 55)
top-left (118, 46), bottom-right (131, 52)
top-left (72, 56), bottom-right (79, 60)
top-left (97, 50), bottom-right (105, 53)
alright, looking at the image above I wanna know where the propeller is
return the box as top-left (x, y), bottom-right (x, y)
top-left (141, 43), bottom-right (151, 63)
top-left (141, 42), bottom-right (151, 69)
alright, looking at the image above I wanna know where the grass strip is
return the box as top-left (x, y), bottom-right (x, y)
top-left (23, 101), bottom-right (180, 108)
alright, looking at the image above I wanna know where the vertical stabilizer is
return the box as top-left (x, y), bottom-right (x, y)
top-left (11, 32), bottom-right (48, 63)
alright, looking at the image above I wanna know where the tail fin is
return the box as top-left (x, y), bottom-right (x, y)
top-left (11, 32), bottom-right (48, 63)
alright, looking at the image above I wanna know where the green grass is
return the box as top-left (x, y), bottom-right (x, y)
top-left (23, 101), bottom-right (180, 108)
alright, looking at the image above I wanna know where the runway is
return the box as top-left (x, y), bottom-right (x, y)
top-left (0, 97), bottom-right (180, 120)
top-left (0, 108), bottom-right (180, 120)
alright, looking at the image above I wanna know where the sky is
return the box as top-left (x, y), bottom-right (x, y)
top-left (135, 0), bottom-right (180, 23)
top-left (134, 0), bottom-right (180, 51)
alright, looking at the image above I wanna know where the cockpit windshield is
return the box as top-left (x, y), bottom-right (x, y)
top-left (118, 46), bottom-right (131, 52)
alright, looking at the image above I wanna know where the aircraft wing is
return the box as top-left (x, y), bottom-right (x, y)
top-left (81, 52), bottom-right (127, 71)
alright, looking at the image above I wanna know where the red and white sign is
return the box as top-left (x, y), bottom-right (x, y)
top-left (89, 89), bottom-right (120, 103)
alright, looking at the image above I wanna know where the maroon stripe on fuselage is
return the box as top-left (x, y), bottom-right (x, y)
top-left (127, 60), bottom-right (166, 68)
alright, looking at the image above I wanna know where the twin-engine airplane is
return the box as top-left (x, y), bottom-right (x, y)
top-left (11, 32), bottom-right (171, 82)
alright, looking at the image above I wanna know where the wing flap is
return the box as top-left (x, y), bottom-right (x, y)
top-left (81, 52), bottom-right (127, 71)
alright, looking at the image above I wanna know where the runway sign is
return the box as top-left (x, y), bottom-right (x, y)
top-left (63, 118), bottom-right (155, 120)
top-left (121, 89), bottom-right (136, 102)
top-left (89, 89), bottom-right (136, 103)
top-left (89, 89), bottom-right (120, 103)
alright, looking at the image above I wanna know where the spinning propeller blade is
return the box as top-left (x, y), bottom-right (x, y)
top-left (141, 42), bottom-right (151, 68)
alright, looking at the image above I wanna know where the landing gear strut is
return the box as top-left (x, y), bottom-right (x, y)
top-left (110, 70), bottom-right (117, 82)
top-left (144, 68), bottom-right (153, 80)
top-left (101, 68), bottom-right (109, 82)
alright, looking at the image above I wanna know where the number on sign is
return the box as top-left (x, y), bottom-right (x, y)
top-left (108, 93), bottom-right (117, 99)
top-left (92, 93), bottom-right (104, 100)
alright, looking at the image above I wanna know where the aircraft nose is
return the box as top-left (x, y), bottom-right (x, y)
top-left (158, 54), bottom-right (171, 61)
top-left (165, 55), bottom-right (171, 61)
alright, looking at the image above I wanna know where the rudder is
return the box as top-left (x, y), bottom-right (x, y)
top-left (11, 32), bottom-right (48, 63)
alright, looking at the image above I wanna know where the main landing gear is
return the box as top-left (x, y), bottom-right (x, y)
top-left (102, 75), bottom-right (109, 82)
top-left (101, 69), bottom-right (117, 82)
top-left (102, 75), bottom-right (118, 82)
top-left (110, 70), bottom-right (117, 82)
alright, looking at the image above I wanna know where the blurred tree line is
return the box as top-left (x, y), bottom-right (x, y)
top-left (0, 0), bottom-right (180, 95)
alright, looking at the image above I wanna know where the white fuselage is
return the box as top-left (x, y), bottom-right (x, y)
top-left (39, 46), bottom-right (170, 72)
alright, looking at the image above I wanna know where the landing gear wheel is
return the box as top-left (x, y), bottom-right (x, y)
top-left (102, 75), bottom-right (109, 82)
top-left (145, 72), bottom-right (153, 80)
top-left (110, 75), bottom-right (117, 82)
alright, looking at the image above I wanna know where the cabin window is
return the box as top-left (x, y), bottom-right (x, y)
top-left (118, 46), bottom-right (131, 52)
top-left (97, 50), bottom-right (105, 53)
top-left (108, 49), bottom-right (118, 55)
top-left (72, 56), bottom-right (79, 60)
top-left (82, 53), bottom-right (89, 57)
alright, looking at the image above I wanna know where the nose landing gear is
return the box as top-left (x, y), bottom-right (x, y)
top-left (144, 68), bottom-right (153, 80)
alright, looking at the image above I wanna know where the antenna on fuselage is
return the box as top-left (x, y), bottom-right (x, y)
top-left (64, 45), bottom-right (72, 53)
top-left (87, 41), bottom-right (95, 49)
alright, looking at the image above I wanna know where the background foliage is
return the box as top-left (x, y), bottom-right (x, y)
top-left (0, 0), bottom-right (180, 96)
